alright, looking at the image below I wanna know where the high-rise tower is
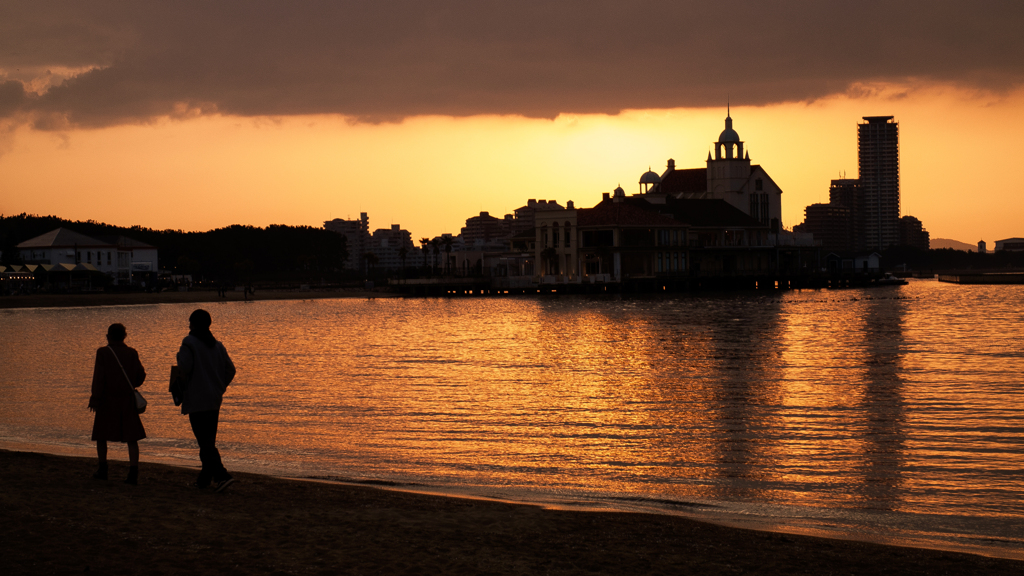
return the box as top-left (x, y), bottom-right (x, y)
top-left (858, 116), bottom-right (900, 250)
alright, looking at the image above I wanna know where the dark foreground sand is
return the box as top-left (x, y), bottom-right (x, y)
top-left (1, 450), bottom-right (1020, 575)
top-left (0, 289), bottom-right (390, 309)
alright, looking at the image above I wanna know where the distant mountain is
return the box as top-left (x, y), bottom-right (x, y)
top-left (931, 238), bottom-right (978, 252)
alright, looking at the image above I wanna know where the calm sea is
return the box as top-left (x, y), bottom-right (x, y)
top-left (1, 280), bottom-right (1022, 559)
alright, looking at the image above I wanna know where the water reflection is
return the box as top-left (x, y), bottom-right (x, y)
top-left (858, 293), bottom-right (907, 511)
top-left (1, 283), bottom-right (1023, 554)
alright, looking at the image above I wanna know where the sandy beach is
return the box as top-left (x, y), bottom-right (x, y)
top-left (1, 449), bottom-right (1020, 575)
top-left (0, 289), bottom-right (391, 309)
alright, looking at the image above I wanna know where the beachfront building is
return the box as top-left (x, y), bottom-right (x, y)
top-left (859, 116), bottom-right (901, 250)
top-left (369, 224), bottom-right (415, 272)
top-left (324, 213), bottom-right (371, 272)
top-left (995, 238), bottom-right (1024, 252)
top-left (17, 228), bottom-right (158, 285)
top-left (511, 199), bottom-right (567, 238)
top-left (898, 216), bottom-right (930, 251)
top-left (644, 110), bottom-right (784, 231)
top-left (460, 211), bottom-right (513, 251)
top-left (532, 188), bottom-right (777, 284)
top-left (534, 200), bottom-right (580, 279)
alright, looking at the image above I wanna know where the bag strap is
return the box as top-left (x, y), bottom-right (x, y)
top-left (106, 346), bottom-right (135, 392)
top-left (180, 340), bottom-right (197, 376)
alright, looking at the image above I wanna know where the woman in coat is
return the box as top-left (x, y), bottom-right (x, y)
top-left (89, 323), bottom-right (147, 485)
top-left (177, 309), bottom-right (236, 492)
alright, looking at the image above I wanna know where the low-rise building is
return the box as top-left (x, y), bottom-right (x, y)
top-left (17, 228), bottom-right (158, 285)
top-left (995, 238), bottom-right (1024, 252)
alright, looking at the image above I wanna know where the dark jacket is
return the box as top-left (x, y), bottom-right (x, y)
top-left (177, 335), bottom-right (236, 414)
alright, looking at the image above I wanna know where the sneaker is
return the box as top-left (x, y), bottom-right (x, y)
top-left (93, 464), bottom-right (108, 480)
top-left (214, 478), bottom-right (236, 493)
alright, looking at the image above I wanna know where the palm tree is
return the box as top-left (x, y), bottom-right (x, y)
top-left (430, 238), bottom-right (441, 275)
top-left (442, 236), bottom-right (453, 275)
top-left (364, 252), bottom-right (379, 276)
top-left (419, 238), bottom-right (430, 269)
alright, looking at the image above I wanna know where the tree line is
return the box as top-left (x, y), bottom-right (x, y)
top-left (0, 214), bottom-right (348, 284)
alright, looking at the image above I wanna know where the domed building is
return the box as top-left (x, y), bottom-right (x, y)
top-left (641, 107), bottom-right (784, 233)
top-left (639, 168), bottom-right (661, 193)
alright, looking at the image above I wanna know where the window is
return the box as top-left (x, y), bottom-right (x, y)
top-left (582, 230), bottom-right (614, 247)
top-left (87, 251), bottom-right (92, 263)
top-left (564, 223), bottom-right (571, 248)
top-left (755, 178), bottom-right (763, 191)
top-left (107, 252), bottom-right (112, 265)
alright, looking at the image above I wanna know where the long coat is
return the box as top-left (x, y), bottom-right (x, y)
top-left (89, 343), bottom-right (147, 442)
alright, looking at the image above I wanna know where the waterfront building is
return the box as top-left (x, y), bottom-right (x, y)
top-left (534, 200), bottom-right (580, 278)
top-left (898, 215), bottom-right (930, 251)
top-left (644, 109), bottom-right (784, 230)
top-left (461, 211), bottom-right (512, 250)
top-left (793, 202), bottom-right (855, 252)
top-left (995, 238), bottom-right (1024, 252)
top-left (533, 190), bottom-right (776, 283)
top-left (16, 227), bottom-right (157, 285)
top-left (369, 224), bottom-right (415, 271)
top-left (859, 116), bottom-right (901, 250)
top-left (511, 199), bottom-right (566, 238)
top-left (324, 213), bottom-right (370, 271)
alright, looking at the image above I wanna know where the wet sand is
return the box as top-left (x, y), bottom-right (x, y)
top-left (0, 289), bottom-right (391, 309)
top-left (2, 449), bottom-right (1020, 575)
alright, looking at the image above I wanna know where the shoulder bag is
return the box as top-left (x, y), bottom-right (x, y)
top-left (169, 342), bottom-right (194, 407)
top-left (108, 346), bottom-right (147, 414)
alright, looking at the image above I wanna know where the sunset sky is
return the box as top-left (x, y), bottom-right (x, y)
top-left (2, 1), bottom-right (1023, 245)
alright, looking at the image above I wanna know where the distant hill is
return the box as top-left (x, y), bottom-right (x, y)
top-left (930, 238), bottom-right (977, 252)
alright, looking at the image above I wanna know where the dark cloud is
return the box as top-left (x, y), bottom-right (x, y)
top-left (1, 0), bottom-right (1022, 128)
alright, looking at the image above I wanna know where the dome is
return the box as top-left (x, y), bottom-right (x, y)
top-left (613, 186), bottom-right (625, 197)
top-left (718, 127), bottom-right (740, 142)
top-left (639, 169), bottom-right (661, 184)
top-left (718, 111), bottom-right (741, 142)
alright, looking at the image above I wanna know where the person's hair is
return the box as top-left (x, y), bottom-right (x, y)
top-left (189, 309), bottom-right (212, 329)
top-left (106, 323), bottom-right (127, 343)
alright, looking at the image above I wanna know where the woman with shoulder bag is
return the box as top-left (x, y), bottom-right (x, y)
top-left (88, 323), bottom-right (147, 485)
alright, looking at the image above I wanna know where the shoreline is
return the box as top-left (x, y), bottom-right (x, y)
top-left (2, 449), bottom-right (1021, 575)
top-left (0, 288), bottom-right (394, 309)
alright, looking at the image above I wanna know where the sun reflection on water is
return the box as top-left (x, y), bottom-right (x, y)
top-left (1, 282), bottom-right (1023, 547)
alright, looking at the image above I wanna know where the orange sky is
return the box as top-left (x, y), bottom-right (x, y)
top-left (2, 83), bottom-right (1021, 245)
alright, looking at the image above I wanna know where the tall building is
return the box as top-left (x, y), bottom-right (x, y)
top-left (370, 224), bottom-right (415, 270)
top-left (858, 116), bottom-right (900, 250)
top-left (793, 203), bottom-right (854, 251)
top-left (898, 215), bottom-right (929, 251)
top-left (324, 213), bottom-right (370, 271)
top-left (461, 211), bottom-right (512, 249)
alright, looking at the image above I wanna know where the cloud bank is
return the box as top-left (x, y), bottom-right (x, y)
top-left (1, 0), bottom-right (1022, 128)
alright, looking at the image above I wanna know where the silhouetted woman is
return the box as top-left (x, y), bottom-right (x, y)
top-left (89, 323), bottom-right (147, 485)
top-left (177, 309), bottom-right (236, 491)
